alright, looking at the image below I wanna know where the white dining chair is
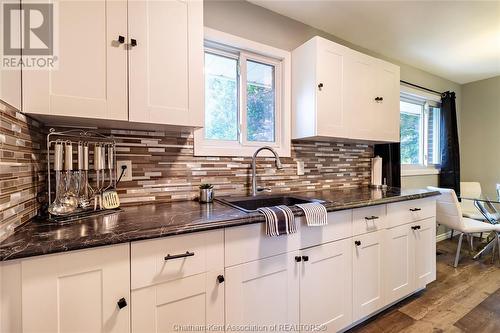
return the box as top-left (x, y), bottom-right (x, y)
top-left (428, 186), bottom-right (500, 267)
top-left (460, 182), bottom-right (485, 220)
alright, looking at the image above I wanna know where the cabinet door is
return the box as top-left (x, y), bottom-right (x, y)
top-left (128, 0), bottom-right (203, 127)
top-left (22, 0), bottom-right (128, 120)
top-left (373, 63), bottom-right (400, 142)
top-left (225, 252), bottom-right (300, 331)
top-left (131, 270), bottom-right (224, 333)
top-left (385, 223), bottom-right (415, 305)
top-left (21, 244), bottom-right (130, 333)
top-left (316, 40), bottom-right (348, 138)
top-left (352, 230), bottom-right (385, 321)
top-left (300, 239), bottom-right (352, 332)
top-left (0, 0), bottom-right (22, 110)
top-left (343, 53), bottom-right (376, 141)
top-left (414, 217), bottom-right (437, 288)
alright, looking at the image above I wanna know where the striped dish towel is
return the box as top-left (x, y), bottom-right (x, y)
top-left (257, 205), bottom-right (297, 237)
top-left (296, 202), bottom-right (328, 226)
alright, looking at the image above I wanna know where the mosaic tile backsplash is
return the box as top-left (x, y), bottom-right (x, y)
top-left (0, 102), bottom-right (45, 241)
top-left (95, 128), bottom-right (374, 204)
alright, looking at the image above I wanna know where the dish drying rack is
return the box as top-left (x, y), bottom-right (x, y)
top-left (47, 128), bottom-right (121, 222)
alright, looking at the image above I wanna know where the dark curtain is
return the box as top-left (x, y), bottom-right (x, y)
top-left (439, 91), bottom-right (460, 195)
top-left (374, 143), bottom-right (401, 188)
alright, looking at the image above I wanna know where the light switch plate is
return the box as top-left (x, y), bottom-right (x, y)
top-left (297, 160), bottom-right (305, 176)
top-left (116, 160), bottom-right (133, 182)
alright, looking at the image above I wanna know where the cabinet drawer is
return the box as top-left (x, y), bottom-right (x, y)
top-left (300, 210), bottom-right (352, 248)
top-left (352, 205), bottom-right (386, 236)
top-left (386, 198), bottom-right (436, 228)
top-left (131, 230), bottom-right (224, 289)
top-left (225, 221), bottom-right (301, 267)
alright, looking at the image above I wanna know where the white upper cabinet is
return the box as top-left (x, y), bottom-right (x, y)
top-left (0, 1), bottom-right (22, 110)
top-left (19, 0), bottom-right (203, 127)
top-left (22, 0), bottom-right (128, 121)
top-left (128, 0), bottom-right (203, 127)
top-left (292, 36), bottom-right (400, 143)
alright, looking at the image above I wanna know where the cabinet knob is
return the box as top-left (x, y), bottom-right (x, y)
top-left (217, 275), bottom-right (225, 283)
top-left (301, 255), bottom-right (309, 262)
top-left (355, 240), bottom-right (361, 246)
top-left (318, 83), bottom-right (323, 90)
top-left (295, 256), bottom-right (302, 262)
top-left (131, 38), bottom-right (138, 47)
top-left (117, 297), bottom-right (127, 309)
top-left (118, 35), bottom-right (125, 44)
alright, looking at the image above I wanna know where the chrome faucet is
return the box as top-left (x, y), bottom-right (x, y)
top-left (251, 146), bottom-right (283, 196)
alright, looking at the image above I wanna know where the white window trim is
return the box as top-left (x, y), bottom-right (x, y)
top-left (194, 28), bottom-right (291, 157)
top-left (400, 84), bottom-right (442, 176)
top-left (401, 164), bottom-right (440, 176)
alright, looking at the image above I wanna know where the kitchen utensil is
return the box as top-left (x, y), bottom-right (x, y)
top-left (48, 142), bottom-right (68, 215)
top-left (77, 142), bottom-right (92, 208)
top-left (61, 141), bottom-right (78, 212)
top-left (102, 144), bottom-right (120, 209)
top-left (94, 143), bottom-right (102, 210)
top-left (102, 190), bottom-right (120, 209)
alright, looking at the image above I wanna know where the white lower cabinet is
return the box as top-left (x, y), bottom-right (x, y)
top-left (21, 244), bottom-right (130, 333)
top-left (414, 218), bottom-right (437, 288)
top-left (131, 270), bottom-right (224, 333)
top-left (225, 252), bottom-right (300, 332)
top-left (385, 223), bottom-right (416, 304)
top-left (0, 200), bottom-right (438, 333)
top-left (299, 239), bottom-right (353, 332)
top-left (352, 230), bottom-right (385, 322)
top-left (385, 217), bottom-right (437, 305)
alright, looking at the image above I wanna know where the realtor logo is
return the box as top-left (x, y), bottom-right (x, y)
top-left (2, 2), bottom-right (58, 69)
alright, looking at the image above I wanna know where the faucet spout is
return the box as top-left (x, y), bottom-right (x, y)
top-left (251, 146), bottom-right (282, 196)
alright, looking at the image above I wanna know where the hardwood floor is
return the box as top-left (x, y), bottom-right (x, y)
top-left (348, 236), bottom-right (500, 333)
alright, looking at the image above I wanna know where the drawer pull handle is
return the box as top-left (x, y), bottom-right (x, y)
top-left (409, 208), bottom-right (422, 212)
top-left (365, 216), bottom-right (379, 221)
top-left (411, 225), bottom-right (421, 230)
top-left (164, 251), bottom-right (194, 261)
top-left (355, 240), bottom-right (361, 246)
top-left (117, 297), bottom-right (127, 309)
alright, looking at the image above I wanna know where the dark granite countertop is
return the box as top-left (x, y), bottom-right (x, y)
top-left (0, 187), bottom-right (439, 261)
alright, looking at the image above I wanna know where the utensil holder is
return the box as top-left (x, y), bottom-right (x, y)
top-left (199, 188), bottom-right (214, 203)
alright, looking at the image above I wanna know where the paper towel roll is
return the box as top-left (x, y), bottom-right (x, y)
top-left (371, 156), bottom-right (382, 186)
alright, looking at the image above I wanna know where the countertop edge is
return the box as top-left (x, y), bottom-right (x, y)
top-left (0, 190), bottom-right (440, 262)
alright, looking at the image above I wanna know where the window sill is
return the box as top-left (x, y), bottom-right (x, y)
top-left (401, 167), bottom-right (440, 176)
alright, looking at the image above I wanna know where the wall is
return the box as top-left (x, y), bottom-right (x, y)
top-left (460, 76), bottom-right (500, 197)
top-left (204, 0), bottom-right (463, 190)
top-left (0, 101), bottom-right (45, 241)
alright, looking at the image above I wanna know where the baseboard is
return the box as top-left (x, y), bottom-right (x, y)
top-left (436, 231), bottom-right (452, 242)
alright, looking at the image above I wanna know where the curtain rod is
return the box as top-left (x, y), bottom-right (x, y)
top-left (400, 80), bottom-right (443, 96)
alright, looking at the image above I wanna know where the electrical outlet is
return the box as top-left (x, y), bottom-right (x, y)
top-left (117, 160), bottom-right (133, 182)
top-left (296, 160), bottom-right (305, 176)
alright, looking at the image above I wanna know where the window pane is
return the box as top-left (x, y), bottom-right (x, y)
top-left (246, 60), bottom-right (275, 142)
top-left (427, 106), bottom-right (441, 164)
top-left (204, 52), bottom-right (238, 141)
top-left (400, 101), bottom-right (423, 164)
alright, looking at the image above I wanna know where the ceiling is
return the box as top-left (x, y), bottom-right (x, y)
top-left (249, 0), bottom-right (500, 84)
